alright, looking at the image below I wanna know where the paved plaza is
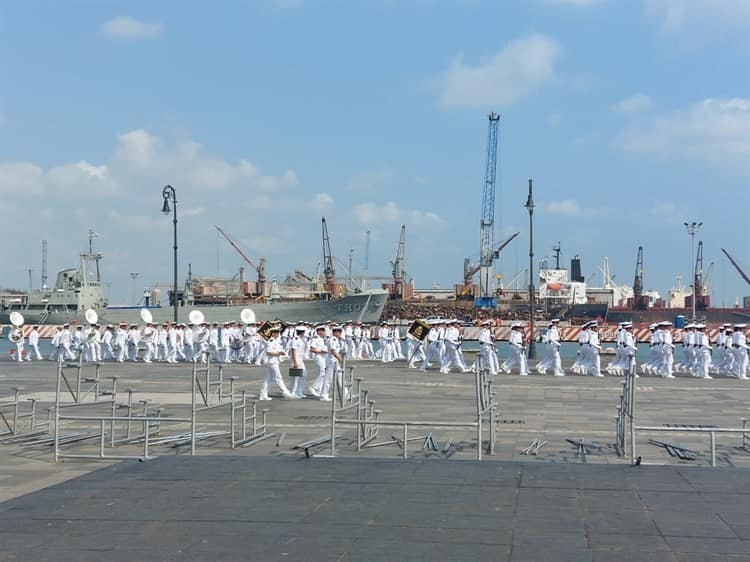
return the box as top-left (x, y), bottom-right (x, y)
top-left (0, 355), bottom-right (749, 560)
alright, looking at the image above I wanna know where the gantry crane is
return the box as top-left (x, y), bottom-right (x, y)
top-left (389, 225), bottom-right (412, 299)
top-left (214, 225), bottom-right (266, 294)
top-left (476, 112), bottom-right (501, 308)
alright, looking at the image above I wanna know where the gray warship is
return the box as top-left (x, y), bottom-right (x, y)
top-left (0, 244), bottom-right (388, 326)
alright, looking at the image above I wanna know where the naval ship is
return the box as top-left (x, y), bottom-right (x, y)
top-left (0, 246), bottom-right (388, 326)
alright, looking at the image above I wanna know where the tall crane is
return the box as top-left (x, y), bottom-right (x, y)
top-left (390, 225), bottom-right (408, 299)
top-left (214, 225), bottom-right (266, 292)
top-left (693, 241), bottom-right (709, 310)
top-left (463, 232), bottom-right (519, 296)
top-left (321, 217), bottom-right (337, 296)
top-left (476, 112), bottom-right (501, 308)
top-left (721, 248), bottom-right (750, 286)
top-left (632, 246), bottom-right (646, 310)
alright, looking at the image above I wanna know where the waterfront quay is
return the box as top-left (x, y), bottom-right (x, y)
top-left (1, 355), bottom-right (749, 561)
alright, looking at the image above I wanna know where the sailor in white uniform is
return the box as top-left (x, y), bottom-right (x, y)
top-left (309, 325), bottom-right (330, 400)
top-left (28, 326), bottom-right (43, 361)
top-left (420, 320), bottom-right (442, 372)
top-left (502, 324), bottom-right (529, 375)
top-left (733, 324), bottom-right (748, 380)
top-left (696, 324), bottom-right (712, 379)
top-left (258, 327), bottom-right (293, 400)
top-left (441, 320), bottom-right (469, 374)
top-left (10, 325), bottom-right (25, 362)
top-left (321, 326), bottom-right (345, 401)
top-left (101, 326), bottom-right (115, 360)
top-left (289, 326), bottom-right (308, 398)
top-left (474, 320), bottom-right (498, 374)
top-left (586, 324), bottom-right (603, 377)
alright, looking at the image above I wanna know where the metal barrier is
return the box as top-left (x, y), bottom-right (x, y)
top-left (615, 357), bottom-right (636, 457)
top-left (56, 354), bottom-right (103, 403)
top-left (0, 388), bottom-right (42, 439)
top-left (52, 358), bottom-right (269, 462)
top-left (624, 356), bottom-right (750, 467)
top-left (326, 358), bottom-right (498, 460)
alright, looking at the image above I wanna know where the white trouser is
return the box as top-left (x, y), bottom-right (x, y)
top-left (260, 363), bottom-right (291, 398)
top-left (290, 365), bottom-right (307, 396)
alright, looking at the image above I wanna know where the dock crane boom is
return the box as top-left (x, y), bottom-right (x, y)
top-left (476, 112), bottom-right (501, 308)
top-left (390, 225), bottom-right (408, 299)
top-left (214, 225), bottom-right (266, 290)
top-left (721, 248), bottom-right (750, 286)
top-left (463, 231), bottom-right (520, 294)
top-left (322, 217), bottom-right (337, 296)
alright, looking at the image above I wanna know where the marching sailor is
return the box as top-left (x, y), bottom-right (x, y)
top-left (28, 325), bottom-right (42, 361)
top-left (101, 325), bottom-right (115, 360)
top-left (258, 327), bottom-right (294, 401)
top-left (733, 324), bottom-right (748, 380)
top-left (9, 324), bottom-right (25, 362)
top-left (289, 325), bottom-right (308, 398)
top-left (309, 325), bottom-right (330, 400)
top-left (502, 323), bottom-right (529, 376)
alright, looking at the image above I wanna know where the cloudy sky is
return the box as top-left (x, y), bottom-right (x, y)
top-left (1, 0), bottom-right (748, 305)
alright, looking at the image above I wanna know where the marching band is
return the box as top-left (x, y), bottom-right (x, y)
top-left (4, 312), bottom-right (749, 400)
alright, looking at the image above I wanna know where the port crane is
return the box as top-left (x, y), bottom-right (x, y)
top-left (321, 217), bottom-right (338, 296)
top-left (476, 112), bottom-right (501, 308)
top-left (214, 225), bottom-right (266, 293)
top-left (462, 231), bottom-right (519, 298)
top-left (632, 246), bottom-right (647, 310)
top-left (721, 248), bottom-right (750, 286)
top-left (692, 241), bottom-right (710, 310)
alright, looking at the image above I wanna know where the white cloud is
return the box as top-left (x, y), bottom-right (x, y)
top-left (311, 192), bottom-right (334, 212)
top-left (616, 98), bottom-right (750, 174)
top-left (436, 34), bottom-right (561, 109)
top-left (112, 129), bottom-right (297, 192)
top-left (542, 199), bottom-right (599, 217)
top-left (345, 168), bottom-right (393, 191)
top-left (0, 160), bottom-right (117, 197)
top-left (613, 93), bottom-right (654, 113)
top-left (101, 16), bottom-right (164, 39)
top-left (649, 201), bottom-right (685, 222)
top-left (645, 0), bottom-right (750, 39)
top-left (351, 201), bottom-right (446, 230)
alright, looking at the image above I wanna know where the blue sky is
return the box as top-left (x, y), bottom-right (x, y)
top-left (1, 0), bottom-right (748, 305)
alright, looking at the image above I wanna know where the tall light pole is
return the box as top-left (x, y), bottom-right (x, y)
top-left (161, 185), bottom-right (178, 323)
top-left (683, 221), bottom-right (702, 320)
top-left (130, 272), bottom-right (139, 305)
top-left (524, 178), bottom-right (536, 360)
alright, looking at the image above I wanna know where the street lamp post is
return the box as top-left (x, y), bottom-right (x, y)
top-left (524, 178), bottom-right (537, 360)
top-left (161, 185), bottom-right (178, 323)
top-left (683, 221), bottom-right (702, 321)
top-left (130, 272), bottom-right (139, 305)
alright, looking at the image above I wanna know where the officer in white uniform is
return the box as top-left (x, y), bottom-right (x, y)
top-left (309, 325), bottom-right (330, 400)
top-left (259, 327), bottom-right (294, 400)
top-left (321, 326), bottom-right (345, 401)
top-left (289, 326), bottom-right (308, 398)
top-left (28, 326), bottom-right (42, 361)
top-left (502, 324), bottom-right (529, 375)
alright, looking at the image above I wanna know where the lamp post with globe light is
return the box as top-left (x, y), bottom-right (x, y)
top-left (161, 185), bottom-right (178, 323)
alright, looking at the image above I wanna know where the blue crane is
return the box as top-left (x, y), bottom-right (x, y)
top-left (476, 112), bottom-right (500, 308)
